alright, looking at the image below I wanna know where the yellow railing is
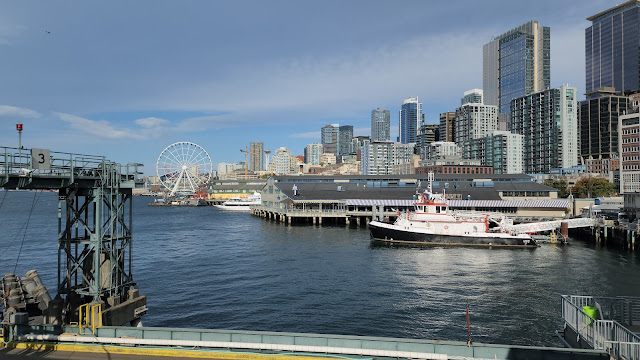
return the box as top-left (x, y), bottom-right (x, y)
top-left (79, 303), bottom-right (102, 334)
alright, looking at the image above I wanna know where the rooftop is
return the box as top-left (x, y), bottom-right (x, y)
top-left (587, 0), bottom-right (639, 21)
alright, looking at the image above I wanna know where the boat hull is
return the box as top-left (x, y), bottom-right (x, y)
top-left (369, 221), bottom-right (537, 248)
top-left (213, 205), bottom-right (252, 211)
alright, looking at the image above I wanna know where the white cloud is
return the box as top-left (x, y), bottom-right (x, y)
top-left (155, 31), bottom-right (490, 117)
top-left (57, 112), bottom-right (144, 140)
top-left (290, 131), bottom-right (319, 139)
top-left (135, 117), bottom-right (170, 128)
top-left (0, 105), bottom-right (40, 118)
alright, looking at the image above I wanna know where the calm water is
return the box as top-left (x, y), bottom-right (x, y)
top-left (1, 191), bottom-right (640, 346)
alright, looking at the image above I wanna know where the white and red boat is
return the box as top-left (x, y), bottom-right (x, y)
top-left (368, 175), bottom-right (537, 248)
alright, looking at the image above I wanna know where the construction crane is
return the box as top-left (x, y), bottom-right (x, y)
top-left (240, 146), bottom-right (259, 180)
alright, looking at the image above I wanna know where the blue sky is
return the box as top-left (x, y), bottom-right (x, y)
top-left (0, 0), bottom-right (613, 174)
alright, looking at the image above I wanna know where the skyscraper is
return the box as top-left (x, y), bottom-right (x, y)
top-left (249, 142), bottom-right (264, 172)
top-left (579, 88), bottom-right (629, 162)
top-left (586, 1), bottom-right (640, 98)
top-left (338, 125), bottom-right (354, 156)
top-left (454, 90), bottom-right (499, 147)
top-left (371, 108), bottom-right (390, 142)
top-left (304, 143), bottom-right (323, 165)
top-left (439, 112), bottom-right (456, 143)
top-left (399, 97), bottom-right (421, 144)
top-left (510, 85), bottom-right (578, 174)
top-left (483, 20), bottom-right (551, 113)
top-left (321, 124), bottom-right (339, 156)
top-left (461, 89), bottom-right (483, 106)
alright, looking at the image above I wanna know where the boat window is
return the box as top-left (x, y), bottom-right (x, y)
top-left (436, 206), bottom-right (440, 213)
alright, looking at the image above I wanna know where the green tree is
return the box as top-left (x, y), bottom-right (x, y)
top-left (258, 172), bottom-right (275, 179)
top-left (570, 178), bottom-right (618, 198)
top-left (543, 177), bottom-right (570, 198)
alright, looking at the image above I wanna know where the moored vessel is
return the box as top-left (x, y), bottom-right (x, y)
top-left (213, 192), bottom-right (261, 211)
top-left (368, 174), bottom-right (536, 248)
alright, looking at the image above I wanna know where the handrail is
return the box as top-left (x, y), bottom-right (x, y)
top-left (78, 303), bottom-right (102, 335)
top-left (562, 295), bottom-right (640, 360)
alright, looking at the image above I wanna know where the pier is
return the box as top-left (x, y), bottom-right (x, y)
top-left (2, 324), bottom-right (609, 360)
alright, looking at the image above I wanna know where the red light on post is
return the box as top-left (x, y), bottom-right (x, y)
top-left (16, 124), bottom-right (23, 132)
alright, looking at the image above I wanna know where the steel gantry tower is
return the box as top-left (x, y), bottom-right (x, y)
top-left (1, 145), bottom-right (147, 326)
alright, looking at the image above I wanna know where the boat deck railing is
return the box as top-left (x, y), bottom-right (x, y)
top-left (561, 295), bottom-right (640, 360)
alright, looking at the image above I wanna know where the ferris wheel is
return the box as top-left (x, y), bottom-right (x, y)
top-left (156, 142), bottom-right (212, 197)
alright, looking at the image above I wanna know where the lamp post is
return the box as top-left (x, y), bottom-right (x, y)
top-left (16, 123), bottom-right (23, 160)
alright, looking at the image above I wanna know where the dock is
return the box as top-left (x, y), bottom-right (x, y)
top-left (559, 295), bottom-right (640, 360)
top-left (2, 324), bottom-right (609, 360)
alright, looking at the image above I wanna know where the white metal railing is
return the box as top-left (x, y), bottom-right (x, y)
top-left (562, 295), bottom-right (640, 360)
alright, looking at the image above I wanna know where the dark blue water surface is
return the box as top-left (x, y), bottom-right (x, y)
top-left (1, 191), bottom-right (640, 347)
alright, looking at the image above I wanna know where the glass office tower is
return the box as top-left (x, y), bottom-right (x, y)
top-left (586, 1), bottom-right (640, 98)
top-left (399, 97), bottom-right (421, 144)
top-left (483, 21), bottom-right (550, 113)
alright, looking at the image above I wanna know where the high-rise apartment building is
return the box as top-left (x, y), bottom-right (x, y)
top-left (351, 136), bottom-right (371, 161)
top-left (321, 124), bottom-right (339, 156)
top-left (454, 91), bottom-right (499, 146)
top-left (510, 85), bottom-right (578, 174)
top-left (249, 142), bottom-right (264, 172)
top-left (360, 141), bottom-right (415, 175)
top-left (484, 131), bottom-right (524, 174)
top-left (371, 108), bottom-right (391, 142)
top-left (439, 112), bottom-right (456, 143)
top-left (483, 20), bottom-right (551, 113)
top-left (338, 125), bottom-right (354, 156)
top-left (579, 88), bottom-right (629, 162)
top-left (417, 123), bottom-right (439, 159)
top-left (586, 1), bottom-right (640, 98)
top-left (270, 147), bottom-right (295, 175)
top-left (461, 89), bottom-right (484, 106)
top-left (304, 143), bottom-right (323, 165)
top-left (399, 97), bottom-right (421, 144)
top-left (424, 141), bottom-right (461, 160)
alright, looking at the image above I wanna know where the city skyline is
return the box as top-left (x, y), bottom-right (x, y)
top-left (0, 1), bottom-right (616, 173)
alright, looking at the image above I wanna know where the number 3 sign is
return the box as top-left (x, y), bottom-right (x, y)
top-left (31, 148), bottom-right (51, 170)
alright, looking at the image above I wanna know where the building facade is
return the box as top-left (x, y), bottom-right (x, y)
top-left (484, 130), bottom-right (525, 174)
top-left (586, 1), bottom-right (640, 98)
top-left (439, 112), bottom-right (456, 143)
top-left (424, 141), bottom-right (461, 160)
top-left (454, 101), bottom-right (499, 146)
top-left (371, 108), bottom-right (391, 142)
top-left (417, 123), bottom-right (439, 157)
top-left (461, 89), bottom-right (484, 105)
top-left (361, 142), bottom-right (416, 175)
top-left (579, 88), bottom-right (629, 163)
top-left (619, 112), bottom-right (640, 219)
top-left (249, 142), bottom-right (264, 172)
top-left (483, 20), bottom-right (551, 113)
top-left (399, 97), bottom-right (421, 144)
top-left (510, 85), bottom-right (579, 174)
top-left (321, 124), bottom-right (339, 156)
top-left (338, 125), bottom-right (354, 157)
top-left (304, 143), bottom-right (323, 165)
top-left (270, 147), bottom-right (295, 175)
